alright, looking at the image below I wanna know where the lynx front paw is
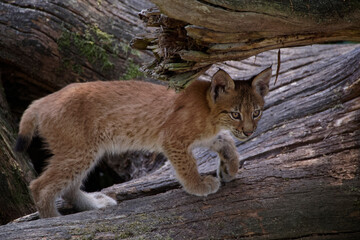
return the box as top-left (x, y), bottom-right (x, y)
top-left (217, 160), bottom-right (239, 183)
top-left (184, 175), bottom-right (220, 197)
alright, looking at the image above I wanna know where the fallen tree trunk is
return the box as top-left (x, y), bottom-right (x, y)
top-left (3, 44), bottom-right (360, 239)
top-left (132, 0), bottom-right (360, 89)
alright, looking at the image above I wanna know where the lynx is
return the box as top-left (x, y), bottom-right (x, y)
top-left (15, 67), bottom-right (271, 218)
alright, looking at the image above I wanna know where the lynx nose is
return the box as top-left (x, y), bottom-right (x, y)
top-left (243, 130), bottom-right (253, 137)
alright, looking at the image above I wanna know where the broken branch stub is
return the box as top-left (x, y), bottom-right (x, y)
top-left (131, 9), bottom-right (211, 91)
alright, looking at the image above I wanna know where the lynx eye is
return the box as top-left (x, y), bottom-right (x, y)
top-left (230, 112), bottom-right (241, 120)
top-left (253, 109), bottom-right (261, 119)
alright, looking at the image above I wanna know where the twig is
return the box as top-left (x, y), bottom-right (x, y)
top-left (274, 49), bottom-right (281, 85)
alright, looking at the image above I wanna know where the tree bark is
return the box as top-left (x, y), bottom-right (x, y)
top-left (0, 79), bottom-right (36, 225)
top-left (3, 44), bottom-right (360, 239)
top-left (132, 0), bottom-right (360, 89)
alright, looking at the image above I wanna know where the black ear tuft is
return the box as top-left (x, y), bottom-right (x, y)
top-left (252, 67), bottom-right (272, 97)
top-left (211, 69), bottom-right (235, 102)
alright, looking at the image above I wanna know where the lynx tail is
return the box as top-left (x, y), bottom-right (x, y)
top-left (15, 107), bottom-right (37, 152)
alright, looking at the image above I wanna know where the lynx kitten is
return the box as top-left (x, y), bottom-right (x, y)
top-left (16, 67), bottom-right (271, 218)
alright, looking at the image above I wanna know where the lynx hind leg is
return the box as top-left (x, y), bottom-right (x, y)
top-left (63, 180), bottom-right (117, 212)
top-left (209, 131), bottom-right (241, 182)
top-left (30, 177), bottom-right (60, 218)
top-left (29, 157), bottom-right (72, 218)
top-left (165, 147), bottom-right (220, 197)
top-left (30, 154), bottom-right (116, 218)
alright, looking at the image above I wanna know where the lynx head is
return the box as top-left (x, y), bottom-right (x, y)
top-left (209, 67), bottom-right (272, 141)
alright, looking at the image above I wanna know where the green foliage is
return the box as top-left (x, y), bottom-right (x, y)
top-left (57, 24), bottom-right (145, 80)
top-left (119, 41), bottom-right (144, 80)
top-left (121, 60), bottom-right (144, 80)
top-left (120, 42), bottom-right (141, 57)
top-left (57, 24), bottom-right (118, 74)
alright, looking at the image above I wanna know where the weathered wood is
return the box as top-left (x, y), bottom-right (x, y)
top-left (3, 45), bottom-right (360, 239)
top-left (153, 0), bottom-right (360, 33)
top-left (132, 0), bottom-right (360, 89)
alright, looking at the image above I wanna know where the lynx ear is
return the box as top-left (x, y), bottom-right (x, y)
top-left (211, 69), bottom-right (235, 102)
top-left (252, 67), bottom-right (272, 97)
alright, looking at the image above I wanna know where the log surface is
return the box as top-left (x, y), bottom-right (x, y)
top-left (152, 0), bottom-right (360, 33)
top-left (2, 44), bottom-right (360, 239)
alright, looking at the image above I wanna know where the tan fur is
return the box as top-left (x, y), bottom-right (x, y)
top-left (17, 67), bottom-right (271, 218)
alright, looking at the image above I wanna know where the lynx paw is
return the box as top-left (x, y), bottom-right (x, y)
top-left (88, 192), bottom-right (117, 209)
top-left (217, 160), bottom-right (239, 182)
top-left (184, 175), bottom-right (220, 197)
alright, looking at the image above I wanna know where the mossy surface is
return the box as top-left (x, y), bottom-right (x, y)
top-left (121, 60), bottom-right (144, 80)
top-left (119, 41), bottom-right (144, 80)
top-left (57, 24), bottom-right (118, 74)
top-left (57, 24), bottom-right (145, 80)
top-left (68, 212), bottom-right (179, 239)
